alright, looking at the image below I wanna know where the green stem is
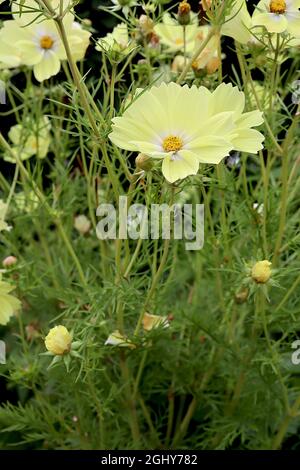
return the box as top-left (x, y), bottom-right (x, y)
top-left (176, 27), bottom-right (218, 84)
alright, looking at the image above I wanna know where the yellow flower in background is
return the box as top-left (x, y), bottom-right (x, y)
top-left (191, 28), bottom-right (219, 73)
top-left (251, 260), bottom-right (272, 283)
top-left (0, 0), bottom-right (91, 82)
top-left (96, 23), bottom-right (135, 60)
top-left (0, 274), bottom-right (21, 326)
top-left (252, 0), bottom-right (300, 35)
top-left (222, 0), bottom-right (253, 44)
top-left (109, 82), bottom-right (264, 183)
top-left (0, 200), bottom-right (12, 233)
top-left (142, 313), bottom-right (170, 331)
top-left (109, 0), bottom-right (138, 17)
top-left (105, 330), bottom-right (136, 349)
top-left (74, 215), bottom-right (91, 235)
top-left (0, 31), bottom-right (22, 69)
top-left (5, 116), bottom-right (51, 162)
top-left (154, 12), bottom-right (200, 53)
top-left (45, 325), bottom-right (73, 355)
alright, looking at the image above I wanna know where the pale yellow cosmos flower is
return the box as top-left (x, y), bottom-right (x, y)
top-left (109, 82), bottom-right (264, 183)
top-left (0, 1), bottom-right (91, 82)
top-left (0, 200), bottom-right (12, 233)
top-left (252, 0), bottom-right (300, 35)
top-left (154, 12), bottom-right (200, 54)
top-left (5, 116), bottom-right (51, 162)
top-left (0, 274), bottom-right (21, 326)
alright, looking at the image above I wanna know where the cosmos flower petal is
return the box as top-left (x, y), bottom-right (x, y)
top-left (162, 150), bottom-right (199, 183)
top-left (0, 298), bottom-right (14, 325)
top-left (16, 40), bottom-right (44, 66)
top-left (288, 0), bottom-right (300, 8)
top-left (0, 283), bottom-right (21, 326)
top-left (125, 91), bottom-right (170, 134)
top-left (236, 110), bottom-right (264, 128)
top-left (286, 12), bottom-right (300, 35)
top-left (231, 128), bottom-right (265, 153)
top-left (129, 140), bottom-right (163, 155)
top-left (252, 12), bottom-right (288, 32)
top-left (0, 20), bottom-right (32, 42)
top-left (210, 83), bottom-right (245, 118)
top-left (222, 0), bottom-right (253, 44)
top-left (110, 117), bottom-right (161, 151)
top-left (188, 136), bottom-right (234, 164)
top-left (33, 51), bottom-right (61, 82)
top-left (167, 84), bottom-right (212, 132)
top-left (198, 111), bottom-right (235, 138)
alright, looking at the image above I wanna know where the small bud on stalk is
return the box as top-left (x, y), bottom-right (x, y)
top-left (235, 288), bottom-right (249, 304)
top-left (2, 256), bottom-right (17, 267)
top-left (178, 1), bottom-right (191, 26)
top-left (135, 153), bottom-right (153, 171)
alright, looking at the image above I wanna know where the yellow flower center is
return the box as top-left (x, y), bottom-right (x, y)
top-left (40, 35), bottom-right (54, 50)
top-left (269, 0), bottom-right (286, 14)
top-left (163, 135), bottom-right (183, 153)
top-left (175, 38), bottom-right (184, 45)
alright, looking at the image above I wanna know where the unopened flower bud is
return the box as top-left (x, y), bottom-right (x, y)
top-left (149, 32), bottom-right (160, 49)
top-left (105, 330), bottom-right (136, 349)
top-left (254, 54), bottom-right (267, 68)
top-left (251, 260), bottom-right (272, 284)
top-left (206, 56), bottom-right (221, 74)
top-left (26, 322), bottom-right (40, 341)
top-left (142, 312), bottom-right (170, 331)
top-left (171, 55), bottom-right (185, 73)
top-left (135, 153), bottom-right (153, 171)
top-left (139, 15), bottom-right (154, 36)
top-left (178, 1), bottom-right (191, 26)
top-left (74, 215), bottom-right (91, 234)
top-left (82, 18), bottom-right (92, 27)
top-left (2, 256), bottom-right (17, 267)
top-left (235, 288), bottom-right (249, 304)
top-left (192, 60), bottom-right (206, 78)
top-left (45, 325), bottom-right (72, 355)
